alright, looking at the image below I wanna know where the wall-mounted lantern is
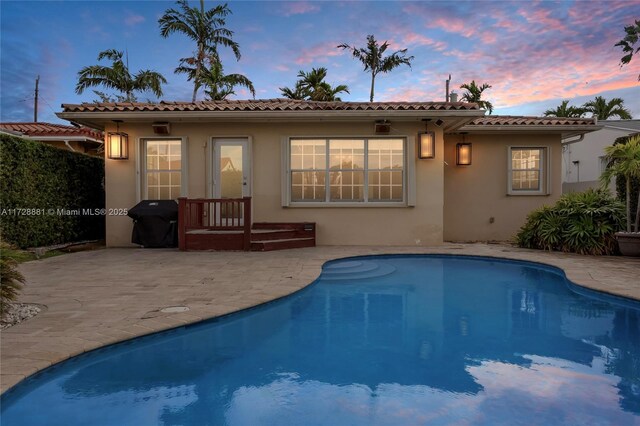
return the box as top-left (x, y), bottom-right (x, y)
top-left (107, 120), bottom-right (129, 160)
top-left (456, 143), bottom-right (472, 166)
top-left (418, 119), bottom-right (435, 159)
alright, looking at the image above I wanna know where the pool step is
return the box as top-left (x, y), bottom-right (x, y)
top-left (321, 260), bottom-right (397, 280)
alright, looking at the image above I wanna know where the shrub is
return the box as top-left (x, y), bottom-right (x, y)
top-left (516, 189), bottom-right (625, 255)
top-left (0, 243), bottom-right (25, 319)
top-left (0, 133), bottom-right (105, 248)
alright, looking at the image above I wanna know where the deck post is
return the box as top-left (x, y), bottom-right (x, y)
top-left (243, 197), bottom-right (252, 251)
top-left (178, 197), bottom-right (187, 251)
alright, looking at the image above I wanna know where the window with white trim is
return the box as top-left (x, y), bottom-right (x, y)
top-left (143, 139), bottom-right (184, 199)
top-left (290, 137), bottom-right (405, 204)
top-left (508, 147), bottom-right (548, 195)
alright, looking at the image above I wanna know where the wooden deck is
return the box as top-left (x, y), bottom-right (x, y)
top-left (178, 197), bottom-right (315, 251)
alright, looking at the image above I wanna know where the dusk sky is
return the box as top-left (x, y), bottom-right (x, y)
top-left (1, 0), bottom-right (639, 124)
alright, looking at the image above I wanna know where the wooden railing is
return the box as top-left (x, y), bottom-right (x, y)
top-left (178, 197), bottom-right (252, 251)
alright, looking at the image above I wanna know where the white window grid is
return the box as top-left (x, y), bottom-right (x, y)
top-left (290, 137), bottom-right (405, 203)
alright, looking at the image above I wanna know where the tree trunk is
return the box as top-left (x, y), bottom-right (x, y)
top-left (191, 0), bottom-right (205, 103)
top-left (626, 176), bottom-right (631, 232)
top-left (369, 72), bottom-right (375, 102)
top-left (635, 185), bottom-right (640, 232)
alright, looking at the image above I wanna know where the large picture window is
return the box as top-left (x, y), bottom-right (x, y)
top-left (143, 139), bottom-right (184, 199)
top-left (508, 147), bottom-right (548, 195)
top-left (290, 137), bottom-right (405, 204)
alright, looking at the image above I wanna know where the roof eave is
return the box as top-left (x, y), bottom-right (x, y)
top-left (34, 135), bottom-right (103, 144)
top-left (56, 109), bottom-right (485, 130)
top-left (457, 124), bottom-right (604, 138)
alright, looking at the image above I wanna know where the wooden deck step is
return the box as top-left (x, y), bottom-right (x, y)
top-left (251, 237), bottom-right (315, 252)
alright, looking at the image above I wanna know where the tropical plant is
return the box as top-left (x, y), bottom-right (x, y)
top-left (279, 82), bottom-right (307, 100)
top-left (76, 49), bottom-right (166, 102)
top-left (338, 34), bottom-right (413, 102)
top-left (615, 19), bottom-right (640, 81)
top-left (516, 189), bottom-right (625, 255)
top-left (0, 243), bottom-right (25, 319)
top-left (200, 61), bottom-right (255, 100)
top-left (615, 134), bottom-right (640, 230)
top-left (543, 100), bottom-right (586, 118)
top-left (280, 67), bottom-right (349, 101)
top-left (459, 80), bottom-right (494, 113)
top-left (582, 96), bottom-right (632, 120)
top-left (159, 0), bottom-right (241, 102)
top-left (601, 135), bottom-right (640, 232)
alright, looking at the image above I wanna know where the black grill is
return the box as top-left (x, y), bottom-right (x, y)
top-left (127, 200), bottom-right (178, 248)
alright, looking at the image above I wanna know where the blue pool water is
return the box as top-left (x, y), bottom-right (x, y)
top-left (2, 255), bottom-right (640, 425)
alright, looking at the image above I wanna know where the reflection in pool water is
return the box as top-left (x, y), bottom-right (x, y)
top-left (2, 255), bottom-right (639, 425)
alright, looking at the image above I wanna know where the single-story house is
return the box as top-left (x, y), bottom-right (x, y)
top-left (0, 122), bottom-right (104, 157)
top-left (562, 119), bottom-right (640, 194)
top-left (57, 99), bottom-right (601, 249)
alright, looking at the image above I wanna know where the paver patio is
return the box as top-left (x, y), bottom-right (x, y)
top-left (2, 243), bottom-right (639, 393)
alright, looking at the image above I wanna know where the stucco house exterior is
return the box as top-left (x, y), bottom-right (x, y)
top-left (562, 119), bottom-right (640, 194)
top-left (57, 99), bottom-right (600, 248)
top-left (0, 122), bottom-right (104, 157)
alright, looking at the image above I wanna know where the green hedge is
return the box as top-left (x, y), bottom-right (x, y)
top-left (0, 134), bottom-right (105, 248)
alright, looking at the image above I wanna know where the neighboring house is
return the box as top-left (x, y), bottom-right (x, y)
top-left (562, 119), bottom-right (640, 194)
top-left (0, 122), bottom-right (104, 157)
top-left (57, 100), bottom-right (600, 247)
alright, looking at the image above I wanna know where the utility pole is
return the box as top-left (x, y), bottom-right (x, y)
top-left (445, 74), bottom-right (451, 102)
top-left (34, 75), bottom-right (40, 122)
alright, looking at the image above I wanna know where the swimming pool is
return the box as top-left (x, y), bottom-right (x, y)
top-left (2, 255), bottom-right (639, 425)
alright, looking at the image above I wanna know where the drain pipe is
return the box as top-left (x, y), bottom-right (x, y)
top-left (64, 140), bottom-right (76, 152)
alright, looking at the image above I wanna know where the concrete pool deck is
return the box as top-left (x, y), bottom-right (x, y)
top-left (2, 243), bottom-right (639, 393)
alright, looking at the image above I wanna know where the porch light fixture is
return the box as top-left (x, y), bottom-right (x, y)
top-left (418, 119), bottom-right (435, 159)
top-left (456, 136), bottom-right (472, 165)
top-left (107, 120), bottom-right (129, 160)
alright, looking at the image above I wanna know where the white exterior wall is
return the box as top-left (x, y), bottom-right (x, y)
top-left (562, 120), bottom-right (640, 193)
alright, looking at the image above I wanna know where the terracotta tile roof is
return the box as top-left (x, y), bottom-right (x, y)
top-left (467, 116), bottom-right (598, 126)
top-left (0, 122), bottom-right (103, 140)
top-left (60, 99), bottom-right (481, 113)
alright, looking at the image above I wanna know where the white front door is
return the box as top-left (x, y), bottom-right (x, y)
top-left (212, 138), bottom-right (251, 225)
top-left (213, 138), bottom-right (251, 199)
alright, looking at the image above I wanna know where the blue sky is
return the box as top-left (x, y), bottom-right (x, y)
top-left (1, 0), bottom-right (639, 124)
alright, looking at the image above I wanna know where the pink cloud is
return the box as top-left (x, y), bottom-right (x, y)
top-left (274, 64), bottom-right (290, 72)
top-left (294, 41), bottom-right (343, 65)
top-left (517, 7), bottom-right (569, 35)
top-left (402, 32), bottom-right (448, 52)
top-left (280, 1), bottom-right (320, 17)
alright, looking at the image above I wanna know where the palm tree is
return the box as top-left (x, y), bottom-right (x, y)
top-left (338, 35), bottom-right (413, 102)
top-left (543, 100), bottom-right (586, 118)
top-left (159, 0), bottom-right (241, 102)
top-left (280, 67), bottom-right (349, 101)
top-left (583, 96), bottom-right (632, 120)
top-left (200, 61), bottom-right (255, 100)
top-left (75, 49), bottom-right (166, 102)
top-left (615, 19), bottom-right (640, 81)
top-left (279, 82), bottom-right (307, 100)
top-left (459, 80), bottom-right (494, 113)
top-left (601, 135), bottom-right (640, 232)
